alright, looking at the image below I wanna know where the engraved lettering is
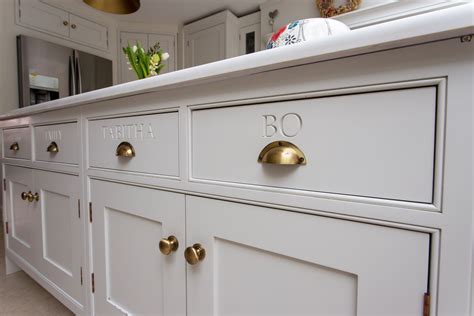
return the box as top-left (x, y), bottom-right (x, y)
top-left (101, 123), bottom-right (156, 140)
top-left (263, 115), bottom-right (278, 138)
top-left (281, 113), bottom-right (303, 137)
top-left (44, 130), bottom-right (62, 141)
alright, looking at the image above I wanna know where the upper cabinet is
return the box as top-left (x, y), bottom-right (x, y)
top-left (119, 32), bottom-right (176, 84)
top-left (183, 10), bottom-right (239, 68)
top-left (16, 0), bottom-right (109, 51)
top-left (239, 11), bottom-right (261, 55)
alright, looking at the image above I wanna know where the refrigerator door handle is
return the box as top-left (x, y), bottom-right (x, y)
top-left (69, 55), bottom-right (77, 95)
top-left (75, 56), bottom-right (83, 94)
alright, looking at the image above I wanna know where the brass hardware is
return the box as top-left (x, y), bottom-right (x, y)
top-left (461, 35), bottom-right (472, 43)
top-left (78, 199), bottom-right (81, 218)
top-left (91, 273), bottom-right (95, 293)
top-left (89, 202), bottom-right (93, 223)
top-left (3, 179), bottom-right (6, 191)
top-left (71, 24), bottom-right (77, 29)
top-left (21, 192), bottom-right (28, 200)
top-left (9, 142), bottom-right (19, 151)
top-left (26, 191), bottom-right (39, 202)
top-left (63, 20), bottom-right (69, 26)
top-left (159, 236), bottom-right (179, 255)
top-left (47, 141), bottom-right (59, 153)
top-left (83, 0), bottom-right (140, 14)
top-left (258, 141), bottom-right (307, 165)
top-left (423, 293), bottom-right (430, 316)
top-left (116, 142), bottom-right (135, 158)
top-left (5, 222), bottom-right (8, 234)
top-left (80, 267), bottom-right (83, 285)
top-left (184, 243), bottom-right (206, 265)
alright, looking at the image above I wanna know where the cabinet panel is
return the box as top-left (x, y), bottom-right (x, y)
top-left (35, 170), bottom-right (83, 304)
top-left (34, 122), bottom-right (79, 165)
top-left (186, 196), bottom-right (430, 315)
top-left (3, 127), bottom-right (32, 160)
top-left (18, 0), bottom-right (70, 37)
top-left (69, 14), bottom-right (108, 50)
top-left (88, 112), bottom-right (180, 177)
top-left (192, 86), bottom-right (437, 203)
top-left (186, 24), bottom-right (225, 67)
top-left (5, 165), bottom-right (36, 265)
top-left (90, 180), bottom-right (186, 315)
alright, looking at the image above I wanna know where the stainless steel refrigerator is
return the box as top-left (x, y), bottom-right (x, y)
top-left (17, 35), bottom-right (112, 107)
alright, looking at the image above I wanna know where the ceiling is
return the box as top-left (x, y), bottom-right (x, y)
top-left (81, 0), bottom-right (267, 25)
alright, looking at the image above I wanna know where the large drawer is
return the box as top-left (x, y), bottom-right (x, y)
top-left (34, 122), bottom-right (79, 165)
top-left (88, 112), bottom-right (180, 177)
top-left (192, 87), bottom-right (437, 203)
top-left (3, 127), bottom-right (32, 160)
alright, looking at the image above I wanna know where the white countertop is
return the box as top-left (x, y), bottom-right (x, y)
top-left (1, 3), bottom-right (473, 120)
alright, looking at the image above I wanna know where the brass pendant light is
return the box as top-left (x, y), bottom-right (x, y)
top-left (83, 0), bottom-right (140, 14)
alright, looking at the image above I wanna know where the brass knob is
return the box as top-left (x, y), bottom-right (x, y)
top-left (63, 20), bottom-right (69, 26)
top-left (184, 243), bottom-right (206, 265)
top-left (71, 24), bottom-right (77, 29)
top-left (21, 192), bottom-right (28, 200)
top-left (258, 141), bottom-right (307, 165)
top-left (10, 142), bottom-right (19, 151)
top-left (159, 236), bottom-right (179, 255)
top-left (47, 141), bottom-right (59, 153)
top-left (116, 142), bottom-right (135, 158)
top-left (25, 191), bottom-right (39, 202)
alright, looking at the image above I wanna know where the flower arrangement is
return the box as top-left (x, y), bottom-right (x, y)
top-left (123, 42), bottom-right (170, 79)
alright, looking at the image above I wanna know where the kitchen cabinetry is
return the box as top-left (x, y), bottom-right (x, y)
top-left (16, 0), bottom-right (109, 51)
top-left (1, 8), bottom-right (473, 315)
top-left (119, 32), bottom-right (176, 83)
top-left (239, 11), bottom-right (261, 55)
top-left (183, 10), bottom-right (239, 68)
top-left (4, 165), bottom-right (83, 305)
top-left (90, 180), bottom-right (186, 315)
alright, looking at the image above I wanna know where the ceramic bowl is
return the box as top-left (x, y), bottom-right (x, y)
top-left (267, 18), bottom-right (350, 49)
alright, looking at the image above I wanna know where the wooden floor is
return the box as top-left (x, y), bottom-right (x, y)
top-left (0, 225), bottom-right (73, 315)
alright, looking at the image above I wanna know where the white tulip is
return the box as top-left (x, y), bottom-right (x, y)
top-left (132, 45), bottom-right (138, 53)
top-left (161, 52), bottom-right (170, 61)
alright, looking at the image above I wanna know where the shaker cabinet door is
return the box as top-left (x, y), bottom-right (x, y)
top-left (185, 23), bottom-right (225, 68)
top-left (4, 165), bottom-right (37, 266)
top-left (186, 196), bottom-right (431, 316)
top-left (90, 180), bottom-right (186, 316)
top-left (34, 170), bottom-right (83, 304)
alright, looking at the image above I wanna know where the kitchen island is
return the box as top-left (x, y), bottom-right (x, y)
top-left (1, 4), bottom-right (473, 315)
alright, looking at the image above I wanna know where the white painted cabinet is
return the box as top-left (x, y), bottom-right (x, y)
top-left (69, 14), bottom-right (108, 50)
top-left (90, 180), bottom-right (186, 315)
top-left (4, 164), bottom-right (84, 307)
top-left (17, 0), bottom-right (70, 37)
top-left (119, 32), bottom-right (176, 83)
top-left (16, 0), bottom-right (109, 51)
top-left (5, 165), bottom-right (37, 266)
top-left (184, 10), bottom-right (239, 68)
top-left (186, 196), bottom-right (430, 315)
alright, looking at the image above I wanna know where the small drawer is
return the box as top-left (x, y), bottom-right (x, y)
top-left (88, 112), bottom-right (179, 177)
top-left (192, 87), bottom-right (437, 203)
top-left (3, 127), bottom-right (31, 160)
top-left (34, 123), bottom-right (80, 165)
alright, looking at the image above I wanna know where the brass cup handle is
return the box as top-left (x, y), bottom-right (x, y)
top-left (159, 236), bottom-right (179, 255)
top-left (184, 243), bottom-right (206, 265)
top-left (47, 141), bottom-right (59, 153)
top-left (10, 142), bottom-right (19, 151)
top-left (258, 141), bottom-right (307, 165)
top-left (116, 142), bottom-right (136, 158)
top-left (21, 192), bottom-right (28, 200)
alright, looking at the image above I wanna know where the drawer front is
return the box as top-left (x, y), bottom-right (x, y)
top-left (3, 127), bottom-right (32, 160)
top-left (88, 112), bottom-right (179, 176)
top-left (34, 123), bottom-right (80, 165)
top-left (192, 87), bottom-right (437, 203)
